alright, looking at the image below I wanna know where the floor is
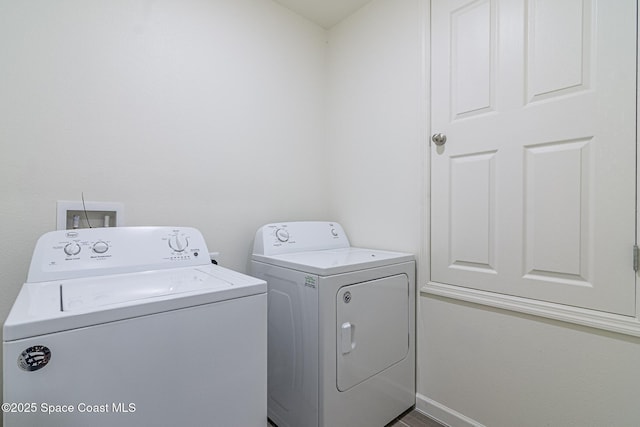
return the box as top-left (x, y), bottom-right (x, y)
top-left (267, 408), bottom-right (446, 427)
top-left (388, 408), bottom-right (446, 427)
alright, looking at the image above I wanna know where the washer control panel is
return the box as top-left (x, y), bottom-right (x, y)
top-left (253, 221), bottom-right (350, 256)
top-left (27, 226), bottom-right (210, 283)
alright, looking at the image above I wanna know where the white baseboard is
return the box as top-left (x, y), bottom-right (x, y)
top-left (415, 393), bottom-right (486, 427)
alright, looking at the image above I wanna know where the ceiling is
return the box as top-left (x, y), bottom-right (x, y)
top-left (273, 0), bottom-right (372, 28)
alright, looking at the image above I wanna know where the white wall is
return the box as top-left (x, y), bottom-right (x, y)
top-left (0, 0), bottom-right (328, 411)
top-left (326, 0), bottom-right (425, 255)
top-left (419, 296), bottom-right (640, 427)
top-left (327, 1), bottom-right (640, 427)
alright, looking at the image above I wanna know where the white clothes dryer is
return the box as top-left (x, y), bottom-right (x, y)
top-left (3, 226), bottom-right (266, 427)
top-left (251, 222), bottom-right (415, 427)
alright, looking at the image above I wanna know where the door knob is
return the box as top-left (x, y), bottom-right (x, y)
top-left (431, 133), bottom-right (447, 146)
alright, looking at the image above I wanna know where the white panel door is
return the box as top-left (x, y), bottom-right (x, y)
top-left (431, 0), bottom-right (636, 315)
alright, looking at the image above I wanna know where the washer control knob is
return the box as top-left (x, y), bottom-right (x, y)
top-left (331, 228), bottom-right (339, 237)
top-left (64, 243), bottom-right (81, 256)
top-left (92, 241), bottom-right (109, 254)
top-left (275, 228), bottom-right (290, 243)
top-left (168, 235), bottom-right (188, 252)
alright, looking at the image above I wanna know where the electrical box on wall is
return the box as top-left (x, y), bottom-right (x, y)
top-left (57, 201), bottom-right (124, 230)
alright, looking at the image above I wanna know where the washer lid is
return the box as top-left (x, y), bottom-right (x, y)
top-left (3, 265), bottom-right (266, 341)
top-left (252, 247), bottom-right (414, 275)
top-left (60, 268), bottom-right (229, 311)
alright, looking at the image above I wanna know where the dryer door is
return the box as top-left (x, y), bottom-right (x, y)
top-left (336, 274), bottom-right (409, 392)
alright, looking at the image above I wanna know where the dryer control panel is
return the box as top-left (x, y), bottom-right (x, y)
top-left (253, 221), bottom-right (350, 256)
top-left (27, 227), bottom-right (210, 283)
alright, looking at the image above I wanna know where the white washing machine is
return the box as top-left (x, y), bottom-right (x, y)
top-left (251, 221), bottom-right (415, 427)
top-left (3, 226), bottom-right (266, 427)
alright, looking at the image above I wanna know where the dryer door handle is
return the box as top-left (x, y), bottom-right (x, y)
top-left (341, 322), bottom-right (356, 354)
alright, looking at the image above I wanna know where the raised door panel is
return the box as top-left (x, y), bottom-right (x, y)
top-left (451, 0), bottom-right (495, 119)
top-left (523, 138), bottom-right (593, 285)
top-left (449, 151), bottom-right (497, 273)
top-left (526, 0), bottom-right (593, 102)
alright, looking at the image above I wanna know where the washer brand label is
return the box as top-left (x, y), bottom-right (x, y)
top-left (304, 276), bottom-right (316, 289)
top-left (18, 345), bottom-right (51, 372)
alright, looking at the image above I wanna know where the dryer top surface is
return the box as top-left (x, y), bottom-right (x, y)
top-left (252, 247), bottom-right (414, 276)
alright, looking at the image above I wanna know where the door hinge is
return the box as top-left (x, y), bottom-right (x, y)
top-left (634, 245), bottom-right (639, 272)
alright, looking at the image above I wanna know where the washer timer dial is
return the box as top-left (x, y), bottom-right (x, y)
top-left (168, 235), bottom-right (189, 252)
top-left (275, 228), bottom-right (290, 243)
top-left (64, 243), bottom-right (81, 256)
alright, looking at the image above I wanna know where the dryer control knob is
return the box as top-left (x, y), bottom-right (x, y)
top-left (275, 228), bottom-right (290, 243)
top-left (92, 241), bottom-right (109, 254)
top-left (168, 235), bottom-right (188, 252)
top-left (64, 243), bottom-right (81, 256)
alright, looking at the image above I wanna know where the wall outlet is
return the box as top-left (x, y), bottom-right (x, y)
top-left (56, 201), bottom-right (124, 230)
